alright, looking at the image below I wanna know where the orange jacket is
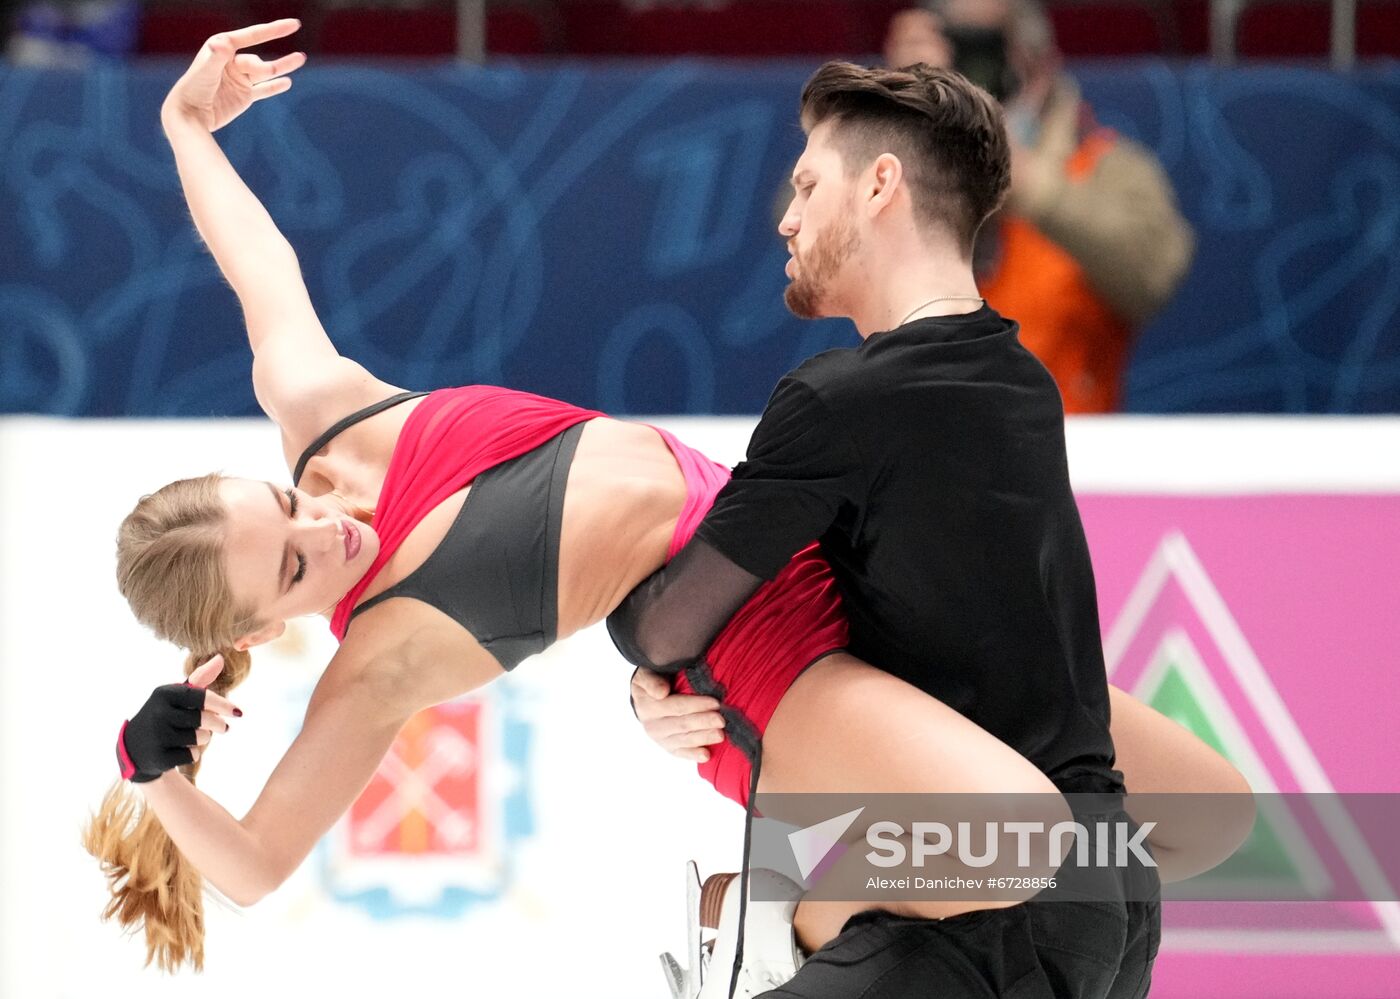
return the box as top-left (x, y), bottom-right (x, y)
top-left (981, 130), bottom-right (1128, 414)
top-left (980, 78), bottom-right (1194, 414)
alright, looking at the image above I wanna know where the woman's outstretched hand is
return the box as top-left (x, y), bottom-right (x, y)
top-left (162, 19), bottom-right (307, 133)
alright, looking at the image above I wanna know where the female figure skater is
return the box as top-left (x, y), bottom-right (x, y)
top-left (87, 21), bottom-right (1249, 980)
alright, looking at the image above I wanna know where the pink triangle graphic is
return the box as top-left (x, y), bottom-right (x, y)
top-left (1103, 531), bottom-right (1400, 953)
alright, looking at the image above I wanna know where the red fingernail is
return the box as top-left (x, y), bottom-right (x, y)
top-left (233, 708), bottom-right (243, 717)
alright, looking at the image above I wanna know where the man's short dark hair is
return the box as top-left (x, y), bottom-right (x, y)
top-left (799, 61), bottom-right (1011, 254)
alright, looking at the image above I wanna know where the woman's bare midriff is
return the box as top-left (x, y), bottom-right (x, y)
top-left (556, 418), bottom-right (688, 637)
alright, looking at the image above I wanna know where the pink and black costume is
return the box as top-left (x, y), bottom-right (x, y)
top-left (300, 385), bottom-right (847, 806)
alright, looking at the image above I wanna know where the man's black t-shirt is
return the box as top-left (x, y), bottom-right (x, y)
top-left (611, 305), bottom-right (1116, 786)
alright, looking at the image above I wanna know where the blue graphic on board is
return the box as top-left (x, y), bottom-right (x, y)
top-left (1, 61), bottom-right (1397, 416)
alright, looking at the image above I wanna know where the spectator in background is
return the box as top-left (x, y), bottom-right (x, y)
top-left (883, 0), bottom-right (1194, 413)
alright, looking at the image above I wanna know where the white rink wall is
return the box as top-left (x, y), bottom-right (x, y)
top-left (2, 415), bottom-right (1399, 998)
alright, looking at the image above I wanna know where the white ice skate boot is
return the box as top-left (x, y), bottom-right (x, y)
top-left (694, 868), bottom-right (807, 998)
top-left (660, 865), bottom-right (805, 998)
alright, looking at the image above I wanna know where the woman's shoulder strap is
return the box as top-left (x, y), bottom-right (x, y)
top-left (292, 391), bottom-right (430, 487)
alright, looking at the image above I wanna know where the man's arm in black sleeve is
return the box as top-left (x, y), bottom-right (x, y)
top-left (608, 376), bottom-right (866, 672)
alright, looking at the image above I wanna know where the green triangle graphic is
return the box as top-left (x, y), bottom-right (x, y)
top-left (1150, 661), bottom-right (1228, 756)
top-left (1148, 657), bottom-right (1305, 890)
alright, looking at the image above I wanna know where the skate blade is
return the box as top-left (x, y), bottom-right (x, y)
top-left (685, 861), bottom-right (704, 983)
top-left (660, 951), bottom-right (689, 999)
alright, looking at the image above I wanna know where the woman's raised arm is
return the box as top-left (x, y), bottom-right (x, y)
top-left (161, 21), bottom-right (386, 429)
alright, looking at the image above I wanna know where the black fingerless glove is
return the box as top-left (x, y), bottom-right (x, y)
top-left (115, 683), bottom-right (206, 783)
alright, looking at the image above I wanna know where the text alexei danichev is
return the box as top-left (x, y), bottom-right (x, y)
top-left (868, 876), bottom-right (985, 890)
top-left (865, 876), bottom-right (1059, 890)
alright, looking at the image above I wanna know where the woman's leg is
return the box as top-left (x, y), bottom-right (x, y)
top-left (757, 652), bottom-right (1070, 954)
top-left (1107, 684), bottom-right (1255, 882)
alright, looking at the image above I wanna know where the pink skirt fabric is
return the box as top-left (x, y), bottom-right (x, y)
top-left (650, 426), bottom-right (849, 807)
top-left (650, 426), bottom-right (731, 559)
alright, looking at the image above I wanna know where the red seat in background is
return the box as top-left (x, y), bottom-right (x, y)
top-left (1047, 4), bottom-right (1168, 56)
top-left (1238, 0), bottom-right (1400, 59)
top-left (1238, 1), bottom-right (1331, 58)
top-left (1358, 3), bottom-right (1400, 57)
top-left (137, 7), bottom-right (244, 55)
top-left (1174, 0), bottom-right (1211, 56)
top-left (320, 7), bottom-right (457, 57)
top-left (649, 1), bottom-right (864, 57)
top-left (489, 6), bottom-right (556, 55)
top-left (244, 1), bottom-right (310, 28)
top-left (563, 0), bottom-right (863, 57)
top-left (136, 0), bottom-right (1400, 62)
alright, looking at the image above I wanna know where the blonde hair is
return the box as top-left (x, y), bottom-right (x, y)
top-left (84, 473), bottom-right (260, 971)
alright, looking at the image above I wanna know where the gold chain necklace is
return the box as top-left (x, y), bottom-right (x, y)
top-left (898, 296), bottom-right (985, 327)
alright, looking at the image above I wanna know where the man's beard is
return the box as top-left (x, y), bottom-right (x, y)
top-left (784, 214), bottom-right (860, 320)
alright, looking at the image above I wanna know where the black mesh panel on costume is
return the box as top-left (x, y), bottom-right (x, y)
top-left (606, 536), bottom-right (765, 673)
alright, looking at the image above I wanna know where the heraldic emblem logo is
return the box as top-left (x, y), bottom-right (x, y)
top-left (318, 685), bottom-right (534, 919)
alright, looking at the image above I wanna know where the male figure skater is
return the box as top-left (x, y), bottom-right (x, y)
top-left (608, 62), bottom-right (1159, 998)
